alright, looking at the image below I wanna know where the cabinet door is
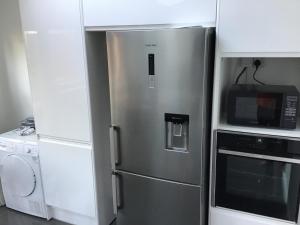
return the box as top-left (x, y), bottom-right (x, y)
top-left (83, 0), bottom-right (216, 27)
top-left (39, 139), bottom-right (96, 217)
top-left (218, 0), bottom-right (300, 53)
top-left (18, 0), bottom-right (91, 142)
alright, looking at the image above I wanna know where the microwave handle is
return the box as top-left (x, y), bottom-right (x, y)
top-left (218, 149), bottom-right (300, 165)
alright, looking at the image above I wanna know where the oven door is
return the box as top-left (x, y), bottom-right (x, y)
top-left (214, 149), bottom-right (300, 222)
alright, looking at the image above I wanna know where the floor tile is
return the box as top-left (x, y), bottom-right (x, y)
top-left (0, 207), bottom-right (70, 225)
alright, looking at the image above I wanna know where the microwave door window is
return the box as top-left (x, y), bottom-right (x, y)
top-left (235, 97), bottom-right (258, 122)
top-left (234, 94), bottom-right (283, 127)
top-left (257, 94), bottom-right (282, 126)
top-left (215, 154), bottom-right (300, 222)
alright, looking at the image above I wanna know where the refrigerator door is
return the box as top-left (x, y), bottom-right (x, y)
top-left (115, 171), bottom-right (201, 225)
top-left (107, 28), bottom-right (210, 185)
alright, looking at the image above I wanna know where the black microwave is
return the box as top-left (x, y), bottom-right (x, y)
top-left (227, 84), bottom-right (299, 129)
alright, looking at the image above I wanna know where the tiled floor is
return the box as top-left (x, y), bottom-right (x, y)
top-left (0, 207), bottom-right (70, 225)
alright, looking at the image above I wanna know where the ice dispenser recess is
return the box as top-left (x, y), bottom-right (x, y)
top-left (165, 113), bottom-right (189, 152)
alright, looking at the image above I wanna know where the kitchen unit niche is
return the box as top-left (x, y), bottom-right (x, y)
top-left (212, 57), bottom-right (300, 138)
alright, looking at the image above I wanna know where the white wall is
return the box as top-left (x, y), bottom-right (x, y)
top-left (0, 0), bottom-right (33, 133)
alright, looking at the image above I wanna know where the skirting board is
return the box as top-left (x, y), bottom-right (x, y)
top-left (48, 206), bottom-right (97, 225)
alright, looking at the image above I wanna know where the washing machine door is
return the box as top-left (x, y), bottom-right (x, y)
top-left (1, 154), bottom-right (36, 197)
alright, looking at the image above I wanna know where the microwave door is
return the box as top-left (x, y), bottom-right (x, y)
top-left (227, 86), bottom-right (287, 128)
top-left (232, 95), bottom-right (282, 127)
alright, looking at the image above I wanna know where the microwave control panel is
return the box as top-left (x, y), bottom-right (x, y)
top-left (285, 96), bottom-right (298, 117)
top-left (283, 95), bottom-right (298, 128)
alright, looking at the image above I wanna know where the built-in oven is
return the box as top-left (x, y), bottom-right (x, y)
top-left (212, 131), bottom-right (300, 223)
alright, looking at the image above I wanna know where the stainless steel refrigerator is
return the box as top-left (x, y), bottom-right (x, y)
top-left (107, 27), bottom-right (215, 225)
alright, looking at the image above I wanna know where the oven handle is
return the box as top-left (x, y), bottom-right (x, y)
top-left (218, 149), bottom-right (300, 165)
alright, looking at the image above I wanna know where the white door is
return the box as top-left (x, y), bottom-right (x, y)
top-left (38, 139), bottom-right (96, 217)
top-left (18, 0), bottom-right (91, 142)
top-left (218, 0), bottom-right (300, 53)
top-left (1, 154), bottom-right (36, 197)
top-left (83, 0), bottom-right (217, 27)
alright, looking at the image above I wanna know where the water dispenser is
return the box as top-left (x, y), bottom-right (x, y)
top-left (165, 113), bottom-right (189, 152)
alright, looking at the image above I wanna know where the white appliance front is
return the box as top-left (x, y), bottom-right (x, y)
top-left (0, 136), bottom-right (13, 207)
top-left (0, 131), bottom-right (49, 219)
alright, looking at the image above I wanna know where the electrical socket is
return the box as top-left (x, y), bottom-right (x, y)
top-left (239, 58), bottom-right (264, 68)
top-left (253, 58), bottom-right (265, 69)
top-left (253, 58), bottom-right (264, 68)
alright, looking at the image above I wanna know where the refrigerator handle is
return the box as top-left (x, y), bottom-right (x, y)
top-left (110, 125), bottom-right (120, 166)
top-left (112, 172), bottom-right (118, 215)
top-left (112, 171), bottom-right (123, 212)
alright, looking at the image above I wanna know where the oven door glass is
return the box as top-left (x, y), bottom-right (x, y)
top-left (215, 153), bottom-right (300, 222)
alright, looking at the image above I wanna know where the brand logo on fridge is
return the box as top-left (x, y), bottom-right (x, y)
top-left (145, 44), bottom-right (157, 47)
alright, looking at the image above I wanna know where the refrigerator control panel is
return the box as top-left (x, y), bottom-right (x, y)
top-left (148, 54), bottom-right (155, 75)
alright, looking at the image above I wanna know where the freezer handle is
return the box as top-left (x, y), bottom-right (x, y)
top-left (112, 171), bottom-right (123, 212)
top-left (110, 125), bottom-right (120, 166)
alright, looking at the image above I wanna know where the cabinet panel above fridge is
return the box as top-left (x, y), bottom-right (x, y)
top-left (83, 0), bottom-right (217, 28)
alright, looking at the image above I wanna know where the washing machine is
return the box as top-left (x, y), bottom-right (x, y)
top-left (0, 130), bottom-right (50, 219)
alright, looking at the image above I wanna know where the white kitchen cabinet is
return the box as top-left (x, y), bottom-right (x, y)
top-left (39, 139), bottom-right (96, 217)
top-left (83, 0), bottom-right (216, 27)
top-left (218, 0), bottom-right (300, 53)
top-left (18, 0), bottom-right (91, 142)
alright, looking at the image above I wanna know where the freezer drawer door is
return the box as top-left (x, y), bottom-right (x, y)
top-left (115, 172), bottom-right (201, 225)
top-left (107, 27), bottom-right (213, 185)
